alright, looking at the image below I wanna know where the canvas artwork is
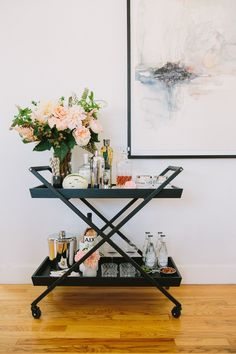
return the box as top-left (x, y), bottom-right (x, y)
top-left (128, 0), bottom-right (236, 157)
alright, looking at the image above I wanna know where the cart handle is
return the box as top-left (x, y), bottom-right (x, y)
top-left (30, 166), bottom-right (51, 172)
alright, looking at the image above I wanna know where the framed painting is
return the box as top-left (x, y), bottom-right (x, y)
top-left (127, 0), bottom-right (236, 158)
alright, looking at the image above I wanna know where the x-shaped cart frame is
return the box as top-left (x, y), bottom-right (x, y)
top-left (30, 165), bottom-right (183, 319)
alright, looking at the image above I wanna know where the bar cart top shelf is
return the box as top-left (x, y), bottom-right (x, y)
top-left (30, 185), bottom-right (183, 199)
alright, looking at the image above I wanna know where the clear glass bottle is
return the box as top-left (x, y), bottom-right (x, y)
top-left (142, 231), bottom-right (150, 262)
top-left (144, 234), bottom-right (157, 269)
top-left (100, 139), bottom-right (113, 188)
top-left (78, 153), bottom-right (91, 187)
top-left (91, 151), bottom-right (105, 188)
top-left (158, 234), bottom-right (168, 267)
top-left (155, 231), bottom-right (163, 257)
top-left (116, 149), bottom-right (132, 187)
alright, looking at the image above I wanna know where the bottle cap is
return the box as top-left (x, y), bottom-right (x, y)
top-left (58, 230), bottom-right (66, 239)
top-left (103, 139), bottom-right (110, 146)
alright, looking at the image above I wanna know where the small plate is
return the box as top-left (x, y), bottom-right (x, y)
top-left (160, 266), bottom-right (176, 276)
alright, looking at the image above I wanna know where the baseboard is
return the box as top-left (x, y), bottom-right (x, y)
top-left (0, 264), bottom-right (235, 284)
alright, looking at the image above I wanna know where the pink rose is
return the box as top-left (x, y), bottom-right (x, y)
top-left (15, 126), bottom-right (36, 142)
top-left (84, 250), bottom-right (100, 268)
top-left (53, 105), bottom-right (68, 119)
top-left (73, 126), bottom-right (91, 146)
top-left (89, 119), bottom-right (103, 134)
top-left (48, 116), bottom-right (68, 131)
top-left (48, 105), bottom-right (69, 131)
top-left (74, 249), bottom-right (100, 269)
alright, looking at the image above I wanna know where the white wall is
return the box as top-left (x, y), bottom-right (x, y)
top-left (0, 0), bottom-right (235, 284)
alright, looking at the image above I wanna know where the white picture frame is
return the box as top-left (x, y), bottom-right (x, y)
top-left (127, 0), bottom-right (236, 158)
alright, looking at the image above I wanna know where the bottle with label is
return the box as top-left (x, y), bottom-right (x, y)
top-left (100, 139), bottom-right (113, 188)
top-left (83, 213), bottom-right (97, 249)
top-left (78, 153), bottom-right (91, 188)
top-left (90, 151), bottom-right (105, 188)
top-left (78, 213), bottom-right (97, 250)
top-left (116, 149), bottom-right (132, 187)
top-left (144, 234), bottom-right (157, 269)
top-left (157, 234), bottom-right (168, 268)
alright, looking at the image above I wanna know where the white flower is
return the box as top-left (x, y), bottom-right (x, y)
top-left (73, 126), bottom-right (91, 146)
top-left (31, 101), bottom-right (56, 123)
top-left (67, 106), bottom-right (86, 130)
top-left (89, 119), bottom-right (103, 134)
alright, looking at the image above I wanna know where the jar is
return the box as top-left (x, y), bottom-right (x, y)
top-left (116, 149), bottom-right (132, 187)
top-left (135, 175), bottom-right (153, 189)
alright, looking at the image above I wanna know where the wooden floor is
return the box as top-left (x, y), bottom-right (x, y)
top-left (0, 285), bottom-right (236, 353)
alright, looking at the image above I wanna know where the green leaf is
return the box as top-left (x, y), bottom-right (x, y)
top-left (81, 88), bottom-right (89, 100)
top-left (54, 142), bottom-right (69, 162)
top-left (19, 107), bottom-right (32, 116)
top-left (89, 91), bottom-right (94, 101)
top-left (67, 135), bottom-right (76, 150)
top-left (90, 130), bottom-right (99, 143)
top-left (33, 140), bottom-right (51, 152)
top-left (22, 139), bottom-right (33, 144)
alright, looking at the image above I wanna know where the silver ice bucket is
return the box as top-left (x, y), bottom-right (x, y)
top-left (48, 230), bottom-right (77, 270)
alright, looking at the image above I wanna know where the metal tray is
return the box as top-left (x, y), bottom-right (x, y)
top-left (32, 256), bottom-right (182, 287)
top-left (30, 185), bottom-right (183, 199)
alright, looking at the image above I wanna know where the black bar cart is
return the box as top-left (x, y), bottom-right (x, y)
top-left (29, 165), bottom-right (183, 319)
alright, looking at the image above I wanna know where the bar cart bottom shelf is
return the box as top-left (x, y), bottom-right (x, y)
top-left (32, 256), bottom-right (182, 287)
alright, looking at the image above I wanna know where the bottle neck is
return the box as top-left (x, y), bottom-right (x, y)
top-left (160, 236), bottom-right (166, 243)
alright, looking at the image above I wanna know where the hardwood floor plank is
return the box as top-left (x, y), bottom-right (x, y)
top-left (0, 285), bottom-right (235, 353)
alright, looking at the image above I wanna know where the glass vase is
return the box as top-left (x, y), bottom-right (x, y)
top-left (50, 151), bottom-right (72, 187)
top-left (59, 151), bottom-right (72, 179)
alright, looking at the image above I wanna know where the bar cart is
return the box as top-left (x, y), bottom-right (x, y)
top-left (29, 165), bottom-right (183, 319)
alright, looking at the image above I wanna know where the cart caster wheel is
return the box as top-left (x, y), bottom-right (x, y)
top-left (171, 306), bottom-right (181, 318)
top-left (31, 306), bottom-right (41, 319)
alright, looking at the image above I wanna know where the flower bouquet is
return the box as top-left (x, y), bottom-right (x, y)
top-left (10, 88), bottom-right (103, 177)
top-left (74, 248), bottom-right (100, 277)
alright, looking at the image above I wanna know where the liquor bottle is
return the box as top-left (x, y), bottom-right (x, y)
top-left (158, 234), bottom-right (168, 267)
top-left (90, 151), bottom-right (105, 188)
top-left (78, 153), bottom-right (91, 187)
top-left (100, 139), bottom-right (113, 188)
top-left (116, 149), bottom-right (132, 187)
top-left (83, 213), bottom-right (97, 249)
top-left (144, 234), bottom-right (157, 269)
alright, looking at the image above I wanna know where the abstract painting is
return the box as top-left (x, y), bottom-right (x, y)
top-left (127, 0), bottom-right (236, 157)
